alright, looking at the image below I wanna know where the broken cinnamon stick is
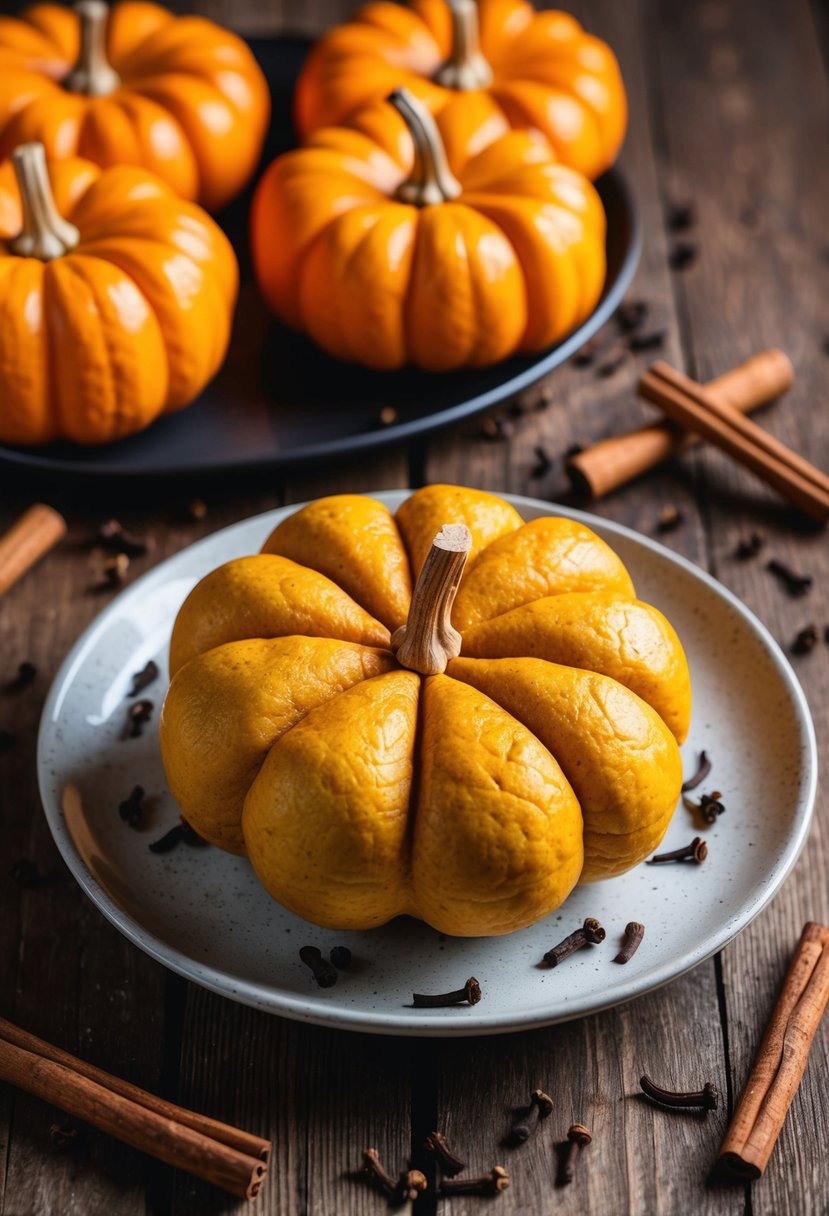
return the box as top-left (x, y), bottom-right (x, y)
top-left (0, 504), bottom-right (66, 598)
top-left (566, 349), bottom-right (793, 499)
top-left (717, 921), bottom-right (829, 1181)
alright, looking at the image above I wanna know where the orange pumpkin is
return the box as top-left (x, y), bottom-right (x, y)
top-left (295, 0), bottom-right (626, 182)
top-left (0, 0), bottom-right (270, 212)
top-left (251, 89), bottom-right (606, 372)
top-left (0, 142), bottom-right (237, 445)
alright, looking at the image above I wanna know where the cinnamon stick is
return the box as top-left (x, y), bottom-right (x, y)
top-left (567, 349), bottom-right (793, 499)
top-left (0, 1025), bottom-right (269, 1198)
top-left (0, 504), bottom-right (66, 597)
top-left (640, 363), bottom-right (829, 523)
top-left (717, 922), bottom-right (829, 1181)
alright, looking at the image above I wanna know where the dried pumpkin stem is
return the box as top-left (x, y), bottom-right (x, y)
top-left (392, 524), bottom-right (471, 675)
top-left (435, 0), bottom-right (493, 90)
top-left (387, 88), bottom-right (462, 206)
top-left (64, 0), bottom-right (120, 97)
top-left (10, 143), bottom-right (80, 261)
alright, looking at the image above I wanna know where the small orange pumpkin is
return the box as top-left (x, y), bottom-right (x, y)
top-left (251, 89), bottom-right (606, 372)
top-left (0, 142), bottom-right (237, 445)
top-left (295, 0), bottom-right (626, 182)
top-left (0, 0), bottom-right (270, 212)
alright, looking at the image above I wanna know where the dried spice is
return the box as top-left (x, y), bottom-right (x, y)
top-left (374, 405), bottom-right (398, 428)
top-left (506, 1089), bottom-right (553, 1145)
top-left (4, 661), bottom-right (37, 693)
top-left (97, 520), bottom-right (151, 557)
top-left (49, 1121), bottom-right (79, 1151)
top-left (329, 945), bottom-right (352, 970)
top-left (616, 299), bottom-right (648, 332)
top-left (543, 917), bottom-right (605, 966)
top-left (424, 1131), bottom-right (466, 1177)
top-left (100, 553), bottom-right (130, 589)
top-left (572, 335), bottom-right (604, 367)
top-left (734, 531), bottom-right (764, 559)
top-left (148, 819), bottom-right (205, 854)
top-left (596, 347), bottom-right (627, 378)
top-left (666, 201), bottom-right (697, 232)
top-left (629, 329), bottom-right (666, 353)
top-left (187, 498), bottom-right (208, 521)
top-left (640, 1074), bottom-right (718, 1111)
top-left (767, 559), bottom-right (812, 597)
top-left (792, 624), bottom-right (819, 654)
top-left (614, 922), bottom-right (645, 964)
top-left (530, 444), bottom-right (553, 478)
top-left (648, 837), bottom-right (708, 864)
top-left (118, 785), bottom-right (145, 829)
top-left (684, 790), bottom-right (726, 825)
top-left (657, 504), bottom-right (684, 533)
top-left (412, 977), bottom-right (481, 1007)
top-left (669, 241), bottom-right (698, 270)
top-left (440, 1166), bottom-right (509, 1196)
top-left (128, 660), bottom-right (159, 697)
top-left (681, 750), bottom-right (712, 792)
top-left (299, 946), bottom-right (338, 988)
top-left (125, 699), bottom-right (154, 738)
top-left (557, 1124), bottom-right (592, 1186)
top-left (360, 1148), bottom-right (427, 1203)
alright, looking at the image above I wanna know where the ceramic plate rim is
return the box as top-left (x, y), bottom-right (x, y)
top-left (37, 492), bottom-right (818, 1035)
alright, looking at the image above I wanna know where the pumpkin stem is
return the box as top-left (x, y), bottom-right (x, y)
top-left (435, 0), bottom-right (493, 91)
top-left (11, 143), bottom-right (80, 261)
top-left (388, 89), bottom-right (462, 206)
top-left (391, 525), bottom-right (471, 675)
top-left (64, 0), bottom-right (120, 97)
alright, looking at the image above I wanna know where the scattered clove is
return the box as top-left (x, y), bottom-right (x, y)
top-left (412, 977), bottom-right (481, 1007)
top-left (572, 336), bottom-right (604, 367)
top-left (0, 730), bottom-right (16, 752)
top-left (616, 299), bottom-right (648, 332)
top-left (681, 750), bottom-right (712, 792)
top-left (4, 661), bottom-right (37, 693)
top-left (187, 498), bottom-right (208, 521)
top-left (148, 819), bottom-right (205, 854)
top-left (299, 945), bottom-right (338, 988)
top-left (440, 1166), bottom-right (509, 1196)
top-left (101, 553), bottom-right (130, 589)
top-left (530, 444), bottom-right (553, 478)
top-left (329, 945), bottom-right (352, 970)
top-left (767, 559), bottom-right (812, 597)
top-left (360, 1148), bottom-right (426, 1203)
top-left (128, 660), bottom-right (159, 697)
top-left (597, 347), bottom-right (627, 378)
top-left (543, 917), bottom-right (605, 967)
top-left (666, 201), bottom-right (697, 232)
top-left (648, 837), bottom-right (708, 864)
top-left (557, 1124), bottom-right (592, 1186)
top-left (8, 859), bottom-right (42, 888)
top-left (614, 922), bottom-right (645, 964)
top-left (669, 241), bottom-right (698, 270)
top-left (657, 504), bottom-right (684, 533)
top-left (629, 329), bottom-right (666, 353)
top-left (683, 790), bottom-right (726, 825)
top-left (49, 1121), bottom-right (79, 1151)
top-left (640, 1074), bottom-right (718, 1111)
top-left (97, 520), bottom-right (150, 557)
top-left (376, 406), bottom-right (398, 428)
top-left (792, 624), bottom-right (819, 655)
top-left (424, 1131), bottom-right (466, 1177)
top-left (507, 1089), bottom-right (553, 1145)
top-left (118, 785), bottom-right (145, 829)
top-left (125, 699), bottom-right (154, 739)
top-left (734, 531), bottom-right (764, 560)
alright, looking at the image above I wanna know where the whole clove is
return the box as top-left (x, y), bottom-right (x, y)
top-left (669, 241), bottom-right (698, 271)
top-left (412, 977), bottom-right (481, 1007)
top-left (657, 504), bottom-right (684, 532)
top-left (543, 917), bottom-right (605, 967)
top-left (376, 406), bottom-right (398, 428)
top-left (360, 1148), bottom-right (426, 1203)
top-left (648, 837), bottom-right (708, 864)
top-left (4, 661), bottom-right (37, 693)
top-left (118, 785), bottom-right (145, 829)
top-left (187, 498), bottom-right (208, 521)
top-left (148, 819), bottom-right (205, 854)
top-left (128, 660), bottom-right (159, 697)
top-left (666, 200), bottom-right (697, 232)
top-left (767, 559), bottom-right (812, 597)
top-left (572, 336), bottom-right (604, 367)
top-left (299, 945), bottom-right (338, 988)
top-left (616, 299), bottom-right (648, 332)
top-left (97, 520), bottom-right (150, 557)
top-left (629, 329), bottom-right (666, 353)
top-left (681, 750), bottom-right (712, 792)
top-left (557, 1124), bottom-right (592, 1186)
top-left (101, 553), bottom-right (130, 588)
top-left (792, 624), bottom-right (819, 655)
top-left (685, 790), bottom-right (726, 825)
top-left (507, 1089), bottom-right (553, 1145)
top-left (597, 347), bottom-right (627, 378)
top-left (530, 444), bottom-right (553, 478)
top-left (49, 1121), bottom-right (79, 1151)
top-left (614, 922), bottom-right (645, 964)
top-left (440, 1166), bottom-right (509, 1196)
top-left (329, 945), bottom-right (352, 970)
top-left (734, 531), bottom-right (765, 560)
top-left (424, 1131), bottom-right (466, 1177)
top-left (125, 699), bottom-right (154, 738)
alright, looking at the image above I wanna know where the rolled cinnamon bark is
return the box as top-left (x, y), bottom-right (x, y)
top-left (0, 503), bottom-right (67, 597)
top-left (566, 349), bottom-right (794, 499)
top-left (717, 922), bottom-right (829, 1181)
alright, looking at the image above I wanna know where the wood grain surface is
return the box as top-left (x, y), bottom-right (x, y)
top-left (1, 1), bottom-right (827, 1214)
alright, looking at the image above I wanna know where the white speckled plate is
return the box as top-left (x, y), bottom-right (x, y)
top-left (37, 493), bottom-right (817, 1036)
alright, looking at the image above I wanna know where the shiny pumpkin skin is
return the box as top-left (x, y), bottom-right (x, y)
top-left (295, 0), bottom-right (627, 181)
top-left (250, 103), bottom-right (606, 372)
top-left (160, 486), bottom-right (691, 937)
top-left (0, 2), bottom-right (270, 211)
top-left (0, 156), bottom-right (237, 444)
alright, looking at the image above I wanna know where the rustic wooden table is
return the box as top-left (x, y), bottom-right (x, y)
top-left (1, 1), bottom-right (827, 1213)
